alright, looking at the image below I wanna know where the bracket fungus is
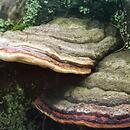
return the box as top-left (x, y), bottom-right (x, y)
top-left (35, 51), bottom-right (130, 128)
top-left (0, 17), bottom-right (126, 128)
top-left (0, 18), bottom-right (118, 74)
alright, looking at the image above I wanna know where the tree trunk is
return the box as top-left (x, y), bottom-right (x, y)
top-left (0, 0), bottom-right (26, 21)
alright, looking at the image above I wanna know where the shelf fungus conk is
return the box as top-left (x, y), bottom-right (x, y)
top-left (0, 18), bottom-right (118, 74)
top-left (0, 18), bottom-right (125, 128)
top-left (35, 51), bottom-right (130, 128)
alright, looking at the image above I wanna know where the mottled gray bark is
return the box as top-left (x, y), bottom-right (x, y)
top-left (0, 0), bottom-right (26, 20)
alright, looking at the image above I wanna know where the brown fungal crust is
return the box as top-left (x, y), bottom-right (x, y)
top-left (35, 98), bottom-right (130, 128)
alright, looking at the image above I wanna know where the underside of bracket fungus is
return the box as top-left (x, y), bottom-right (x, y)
top-left (35, 51), bottom-right (130, 128)
top-left (0, 18), bottom-right (118, 74)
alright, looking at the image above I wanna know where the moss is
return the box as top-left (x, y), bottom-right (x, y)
top-left (0, 85), bottom-right (38, 130)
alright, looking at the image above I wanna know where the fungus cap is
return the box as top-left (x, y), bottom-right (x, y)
top-left (35, 51), bottom-right (130, 128)
top-left (0, 18), bottom-right (118, 74)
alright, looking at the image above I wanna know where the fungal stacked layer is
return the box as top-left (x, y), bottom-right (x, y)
top-left (35, 51), bottom-right (130, 128)
top-left (0, 18), bottom-right (121, 128)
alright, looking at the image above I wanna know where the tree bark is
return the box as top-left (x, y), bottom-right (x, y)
top-left (0, 0), bottom-right (26, 21)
